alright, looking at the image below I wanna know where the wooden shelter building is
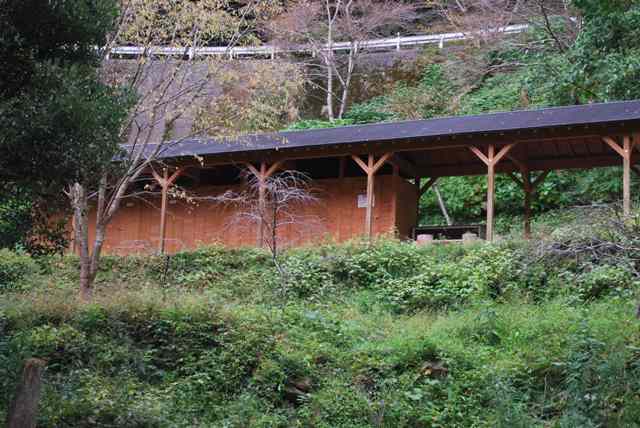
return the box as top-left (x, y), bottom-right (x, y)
top-left (92, 101), bottom-right (640, 254)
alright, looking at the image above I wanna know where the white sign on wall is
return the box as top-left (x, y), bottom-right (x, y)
top-left (357, 194), bottom-right (374, 208)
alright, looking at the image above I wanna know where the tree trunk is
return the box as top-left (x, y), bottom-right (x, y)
top-left (71, 182), bottom-right (94, 301)
top-left (71, 181), bottom-right (105, 302)
top-left (338, 43), bottom-right (357, 119)
top-left (433, 184), bottom-right (453, 225)
top-left (325, 3), bottom-right (335, 122)
top-left (6, 358), bottom-right (46, 428)
top-left (325, 58), bottom-right (335, 121)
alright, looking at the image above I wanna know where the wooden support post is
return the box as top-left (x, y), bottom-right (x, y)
top-left (624, 136), bottom-right (631, 217)
top-left (351, 152), bottom-right (392, 240)
top-left (415, 177), bottom-right (421, 233)
top-left (604, 136), bottom-right (635, 216)
top-left (507, 168), bottom-right (549, 238)
top-left (392, 163), bottom-right (400, 235)
top-left (523, 180), bottom-right (532, 238)
top-left (151, 166), bottom-right (185, 254)
top-left (245, 160), bottom-right (284, 247)
top-left (469, 144), bottom-right (514, 241)
top-left (339, 156), bottom-right (346, 179)
top-left (487, 146), bottom-right (496, 242)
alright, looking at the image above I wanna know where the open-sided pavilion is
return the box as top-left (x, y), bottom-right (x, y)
top-left (94, 101), bottom-right (640, 254)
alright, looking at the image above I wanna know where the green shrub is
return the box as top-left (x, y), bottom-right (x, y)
top-left (576, 264), bottom-right (637, 300)
top-left (280, 252), bottom-right (336, 299)
top-left (285, 119), bottom-right (355, 130)
top-left (12, 324), bottom-right (88, 369)
top-left (0, 248), bottom-right (41, 291)
top-left (335, 240), bottom-right (429, 289)
top-left (378, 245), bottom-right (516, 312)
top-left (167, 245), bottom-right (270, 287)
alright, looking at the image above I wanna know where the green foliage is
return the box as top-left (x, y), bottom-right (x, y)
top-left (345, 64), bottom-right (454, 123)
top-left (286, 118), bottom-right (356, 130)
top-left (557, 0), bottom-right (640, 102)
top-left (0, 0), bottom-right (129, 254)
top-left (2, 211), bottom-right (640, 426)
top-left (343, 96), bottom-right (394, 124)
top-left (0, 249), bottom-right (41, 291)
top-left (379, 245), bottom-right (515, 312)
top-left (0, 184), bottom-right (33, 250)
top-left (577, 264), bottom-right (636, 301)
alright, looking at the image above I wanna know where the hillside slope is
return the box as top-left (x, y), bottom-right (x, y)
top-left (2, 208), bottom-right (640, 427)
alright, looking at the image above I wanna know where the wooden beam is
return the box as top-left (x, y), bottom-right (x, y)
top-left (265, 160), bottom-right (284, 179)
top-left (339, 157), bottom-right (346, 179)
top-left (388, 154), bottom-right (418, 177)
top-left (493, 144), bottom-right (515, 165)
top-left (507, 172), bottom-right (524, 189)
top-left (531, 170), bottom-right (551, 190)
top-left (423, 154), bottom-right (621, 177)
top-left (244, 162), bottom-right (261, 179)
top-left (351, 154), bottom-right (369, 174)
top-left (469, 146), bottom-right (490, 166)
top-left (603, 136), bottom-right (626, 158)
top-left (507, 154), bottom-right (527, 173)
top-left (372, 152), bottom-right (393, 175)
top-left (419, 177), bottom-right (439, 197)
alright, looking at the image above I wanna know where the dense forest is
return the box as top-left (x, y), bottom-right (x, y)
top-left (2, 1), bottom-right (640, 426)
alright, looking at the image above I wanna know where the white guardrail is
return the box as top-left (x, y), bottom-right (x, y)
top-left (108, 23), bottom-right (531, 59)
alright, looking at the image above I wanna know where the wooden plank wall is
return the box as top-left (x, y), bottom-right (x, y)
top-left (87, 175), bottom-right (417, 255)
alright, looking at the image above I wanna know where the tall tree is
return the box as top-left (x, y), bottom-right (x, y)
top-left (0, 0), bottom-right (126, 253)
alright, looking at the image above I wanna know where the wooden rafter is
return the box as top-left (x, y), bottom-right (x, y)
top-left (388, 154), bottom-right (418, 177)
top-left (351, 154), bottom-right (369, 173)
top-left (603, 136), bottom-right (626, 158)
top-left (532, 170), bottom-right (550, 189)
top-left (419, 177), bottom-right (439, 197)
top-left (507, 172), bottom-right (524, 189)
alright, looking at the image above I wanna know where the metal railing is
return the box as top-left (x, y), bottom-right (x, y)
top-left (108, 23), bottom-right (531, 59)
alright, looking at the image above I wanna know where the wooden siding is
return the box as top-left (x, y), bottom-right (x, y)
top-left (88, 175), bottom-right (415, 255)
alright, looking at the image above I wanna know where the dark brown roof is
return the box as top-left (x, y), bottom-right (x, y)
top-left (155, 101), bottom-right (640, 162)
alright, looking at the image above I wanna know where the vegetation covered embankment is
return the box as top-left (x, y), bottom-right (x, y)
top-left (1, 208), bottom-right (640, 427)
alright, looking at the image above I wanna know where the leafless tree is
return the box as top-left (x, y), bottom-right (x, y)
top-left (67, 0), bottom-right (281, 301)
top-left (268, 0), bottom-right (415, 121)
top-left (216, 170), bottom-right (322, 283)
